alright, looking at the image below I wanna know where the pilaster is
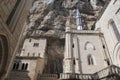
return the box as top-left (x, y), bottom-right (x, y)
top-left (63, 27), bottom-right (74, 73)
top-left (74, 36), bottom-right (81, 73)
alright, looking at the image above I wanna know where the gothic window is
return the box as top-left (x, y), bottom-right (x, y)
top-left (85, 42), bottom-right (95, 50)
top-left (33, 43), bottom-right (39, 47)
top-left (109, 20), bottom-right (120, 41)
top-left (88, 55), bottom-right (95, 65)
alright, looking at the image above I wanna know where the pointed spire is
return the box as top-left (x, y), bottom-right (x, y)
top-left (76, 9), bottom-right (83, 30)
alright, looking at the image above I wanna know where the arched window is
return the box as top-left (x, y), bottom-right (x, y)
top-left (12, 63), bottom-right (17, 70)
top-left (22, 63), bottom-right (25, 70)
top-left (109, 20), bottom-right (120, 41)
top-left (88, 55), bottom-right (96, 65)
top-left (85, 42), bottom-right (95, 50)
top-left (25, 63), bottom-right (28, 70)
top-left (21, 63), bottom-right (28, 70)
top-left (12, 63), bottom-right (19, 70)
top-left (16, 63), bottom-right (19, 70)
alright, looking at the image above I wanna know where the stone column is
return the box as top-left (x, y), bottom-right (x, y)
top-left (63, 27), bottom-right (74, 73)
top-left (74, 37), bottom-right (80, 73)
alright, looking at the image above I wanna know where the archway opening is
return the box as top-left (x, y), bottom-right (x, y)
top-left (0, 35), bottom-right (9, 78)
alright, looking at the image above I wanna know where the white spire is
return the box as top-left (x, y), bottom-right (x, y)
top-left (76, 9), bottom-right (83, 30)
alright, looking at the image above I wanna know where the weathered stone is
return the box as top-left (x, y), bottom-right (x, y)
top-left (24, 0), bottom-right (107, 74)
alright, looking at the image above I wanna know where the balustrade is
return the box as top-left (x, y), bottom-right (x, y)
top-left (95, 65), bottom-right (120, 79)
top-left (37, 65), bottom-right (120, 80)
top-left (60, 73), bottom-right (94, 79)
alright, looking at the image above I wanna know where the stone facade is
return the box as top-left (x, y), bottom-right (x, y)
top-left (61, 0), bottom-right (120, 79)
top-left (95, 0), bottom-right (120, 66)
top-left (9, 58), bottom-right (46, 80)
top-left (9, 38), bottom-right (47, 80)
top-left (0, 0), bottom-right (33, 79)
top-left (1, 0), bottom-right (120, 80)
top-left (20, 38), bottom-right (47, 58)
top-left (63, 27), bottom-right (108, 74)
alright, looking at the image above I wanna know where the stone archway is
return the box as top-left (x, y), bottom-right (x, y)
top-left (0, 35), bottom-right (9, 78)
top-left (113, 43), bottom-right (120, 66)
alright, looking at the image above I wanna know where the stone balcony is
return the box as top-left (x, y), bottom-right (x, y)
top-left (95, 65), bottom-right (120, 79)
top-left (60, 65), bottom-right (120, 80)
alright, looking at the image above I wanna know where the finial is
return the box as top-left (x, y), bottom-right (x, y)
top-left (76, 9), bottom-right (83, 30)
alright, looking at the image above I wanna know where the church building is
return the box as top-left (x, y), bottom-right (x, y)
top-left (3, 0), bottom-right (120, 80)
top-left (60, 0), bottom-right (120, 79)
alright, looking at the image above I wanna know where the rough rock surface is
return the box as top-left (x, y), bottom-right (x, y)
top-left (24, 0), bottom-right (107, 74)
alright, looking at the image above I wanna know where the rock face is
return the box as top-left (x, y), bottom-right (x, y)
top-left (24, 0), bottom-right (107, 74)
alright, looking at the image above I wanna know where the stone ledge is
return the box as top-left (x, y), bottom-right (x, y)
top-left (66, 30), bottom-right (103, 35)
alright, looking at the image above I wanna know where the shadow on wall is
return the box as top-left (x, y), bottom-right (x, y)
top-left (8, 71), bottom-right (31, 80)
top-left (43, 39), bottom-right (64, 74)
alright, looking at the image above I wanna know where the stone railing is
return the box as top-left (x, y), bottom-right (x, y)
top-left (37, 74), bottom-right (58, 80)
top-left (60, 65), bottom-right (120, 80)
top-left (60, 73), bottom-right (94, 80)
top-left (37, 65), bottom-right (120, 80)
top-left (94, 65), bottom-right (120, 79)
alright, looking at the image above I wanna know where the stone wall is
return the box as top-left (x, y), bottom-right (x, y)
top-left (22, 0), bottom-right (107, 74)
top-left (20, 38), bottom-right (47, 58)
top-left (63, 29), bottom-right (108, 74)
top-left (0, 0), bottom-right (34, 79)
top-left (9, 58), bottom-right (45, 80)
top-left (95, 0), bottom-right (120, 65)
top-left (74, 31), bottom-right (108, 74)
